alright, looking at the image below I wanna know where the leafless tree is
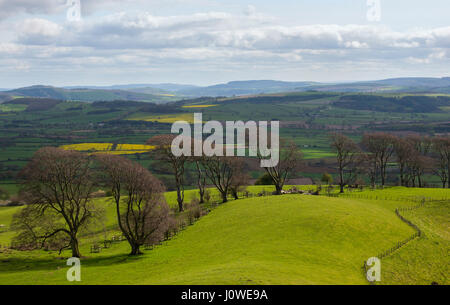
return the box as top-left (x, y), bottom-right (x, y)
top-left (229, 160), bottom-right (251, 200)
top-left (192, 156), bottom-right (207, 203)
top-left (148, 135), bottom-right (188, 212)
top-left (330, 133), bottom-right (361, 193)
top-left (97, 154), bottom-right (169, 255)
top-left (10, 204), bottom-right (70, 253)
top-left (362, 133), bottom-right (396, 187)
top-left (360, 153), bottom-right (377, 188)
top-left (408, 135), bottom-right (433, 157)
top-left (405, 152), bottom-right (430, 187)
top-left (393, 137), bottom-right (414, 186)
top-left (201, 156), bottom-right (243, 203)
top-left (18, 147), bottom-right (100, 257)
top-left (405, 135), bottom-right (433, 187)
top-left (258, 140), bottom-right (303, 195)
top-left (432, 137), bottom-right (450, 188)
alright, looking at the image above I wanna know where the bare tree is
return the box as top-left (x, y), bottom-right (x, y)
top-left (192, 157), bottom-right (207, 203)
top-left (359, 153), bottom-right (377, 188)
top-left (393, 137), bottom-right (413, 186)
top-left (97, 154), bottom-right (169, 255)
top-left (406, 152), bottom-right (430, 187)
top-left (201, 156), bottom-right (243, 203)
top-left (362, 133), bottom-right (396, 187)
top-left (148, 135), bottom-right (188, 212)
top-left (432, 157), bottom-right (448, 188)
top-left (11, 204), bottom-right (70, 253)
top-left (330, 133), bottom-right (361, 193)
top-left (432, 137), bottom-right (450, 188)
top-left (18, 147), bottom-right (100, 258)
top-left (408, 135), bottom-right (433, 157)
top-left (258, 140), bottom-right (303, 195)
top-left (406, 135), bottom-right (432, 187)
top-left (229, 159), bottom-right (250, 200)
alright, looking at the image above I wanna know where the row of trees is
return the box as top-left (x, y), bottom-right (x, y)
top-left (12, 131), bottom-right (446, 257)
top-left (147, 135), bottom-right (303, 212)
top-left (330, 132), bottom-right (450, 192)
top-left (11, 136), bottom-right (304, 257)
top-left (12, 147), bottom-right (170, 257)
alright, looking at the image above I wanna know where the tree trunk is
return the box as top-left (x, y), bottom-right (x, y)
top-left (399, 164), bottom-right (404, 186)
top-left (130, 243), bottom-right (143, 256)
top-left (196, 162), bottom-right (205, 204)
top-left (275, 184), bottom-right (282, 195)
top-left (232, 189), bottom-right (239, 200)
top-left (340, 184), bottom-right (344, 193)
top-left (177, 188), bottom-right (184, 212)
top-left (70, 236), bottom-right (81, 258)
top-left (199, 189), bottom-right (205, 204)
top-left (380, 165), bottom-right (386, 187)
top-left (221, 192), bottom-right (228, 203)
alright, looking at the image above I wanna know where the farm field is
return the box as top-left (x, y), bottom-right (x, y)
top-left (59, 143), bottom-right (155, 155)
top-left (339, 187), bottom-right (450, 202)
top-left (0, 187), bottom-right (448, 285)
top-left (127, 113), bottom-right (198, 124)
top-left (0, 91), bottom-right (449, 194)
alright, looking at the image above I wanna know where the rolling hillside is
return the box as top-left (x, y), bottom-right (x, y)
top-left (3, 86), bottom-right (179, 104)
top-left (2, 192), bottom-right (443, 285)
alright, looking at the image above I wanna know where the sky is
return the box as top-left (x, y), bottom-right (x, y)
top-left (0, 0), bottom-right (449, 88)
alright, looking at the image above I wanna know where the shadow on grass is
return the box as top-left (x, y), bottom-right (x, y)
top-left (0, 251), bottom-right (147, 274)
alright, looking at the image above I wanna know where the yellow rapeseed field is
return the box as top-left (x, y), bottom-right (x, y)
top-left (60, 143), bottom-right (155, 156)
top-left (93, 150), bottom-right (149, 155)
top-left (182, 105), bottom-right (218, 108)
top-left (116, 144), bottom-right (155, 151)
top-left (60, 143), bottom-right (113, 151)
top-left (127, 113), bottom-right (199, 123)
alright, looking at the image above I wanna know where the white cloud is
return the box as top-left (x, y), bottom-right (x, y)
top-left (18, 18), bottom-right (63, 44)
top-left (0, 7), bottom-right (449, 86)
top-left (0, 0), bottom-right (65, 20)
top-left (11, 12), bottom-right (450, 54)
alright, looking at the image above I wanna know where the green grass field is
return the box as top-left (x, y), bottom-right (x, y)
top-left (0, 187), bottom-right (448, 285)
top-left (381, 200), bottom-right (449, 285)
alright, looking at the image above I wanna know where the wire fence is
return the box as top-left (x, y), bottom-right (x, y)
top-left (362, 199), bottom-right (428, 284)
top-left (338, 193), bottom-right (449, 203)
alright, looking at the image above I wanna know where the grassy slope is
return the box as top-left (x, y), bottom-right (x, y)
top-left (0, 195), bottom-right (415, 285)
top-left (381, 200), bottom-right (449, 285)
top-left (0, 206), bottom-right (23, 245)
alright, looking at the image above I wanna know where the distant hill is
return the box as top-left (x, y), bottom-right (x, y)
top-left (5, 97), bottom-right (63, 112)
top-left (0, 93), bottom-right (12, 103)
top-left (333, 95), bottom-right (450, 113)
top-left (3, 78), bottom-right (450, 102)
top-left (4, 85), bottom-right (178, 104)
top-left (302, 77), bottom-right (450, 93)
top-left (64, 83), bottom-right (198, 92)
top-left (178, 80), bottom-right (319, 97)
top-left (175, 78), bottom-right (450, 96)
